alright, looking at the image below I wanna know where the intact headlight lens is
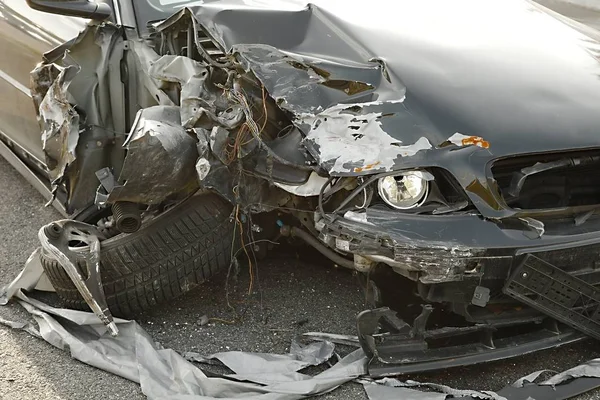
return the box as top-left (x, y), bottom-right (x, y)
top-left (378, 171), bottom-right (429, 210)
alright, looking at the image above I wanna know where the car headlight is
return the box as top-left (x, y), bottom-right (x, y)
top-left (378, 171), bottom-right (430, 210)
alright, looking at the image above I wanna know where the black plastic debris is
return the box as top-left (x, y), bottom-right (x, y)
top-left (504, 254), bottom-right (600, 341)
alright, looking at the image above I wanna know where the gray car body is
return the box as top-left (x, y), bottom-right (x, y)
top-left (1, 0), bottom-right (600, 324)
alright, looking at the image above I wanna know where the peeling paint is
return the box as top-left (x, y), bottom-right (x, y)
top-left (300, 103), bottom-right (432, 174)
top-left (444, 132), bottom-right (490, 149)
top-left (353, 162), bottom-right (381, 173)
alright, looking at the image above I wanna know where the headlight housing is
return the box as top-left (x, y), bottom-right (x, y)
top-left (378, 171), bottom-right (430, 210)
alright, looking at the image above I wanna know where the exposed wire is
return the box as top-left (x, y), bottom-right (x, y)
top-left (318, 176), bottom-right (336, 221)
top-left (225, 210), bottom-right (239, 317)
top-left (259, 85), bottom-right (269, 133)
top-left (235, 205), bottom-right (255, 295)
top-left (246, 215), bottom-right (264, 313)
top-left (244, 203), bottom-right (318, 214)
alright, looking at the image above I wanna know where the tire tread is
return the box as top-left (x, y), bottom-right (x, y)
top-left (40, 194), bottom-right (233, 317)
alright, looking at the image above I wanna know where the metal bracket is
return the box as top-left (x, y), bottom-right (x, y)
top-left (38, 220), bottom-right (118, 336)
top-left (94, 167), bottom-right (121, 207)
top-left (96, 167), bottom-right (117, 192)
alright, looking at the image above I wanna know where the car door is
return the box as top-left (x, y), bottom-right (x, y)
top-left (0, 0), bottom-right (85, 167)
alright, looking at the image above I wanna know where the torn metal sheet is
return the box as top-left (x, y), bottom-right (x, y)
top-left (231, 43), bottom-right (391, 116)
top-left (298, 102), bottom-right (431, 175)
top-left (0, 248), bottom-right (54, 306)
top-left (148, 54), bottom-right (245, 131)
top-left (543, 359), bottom-right (600, 386)
top-left (184, 340), bottom-right (336, 385)
top-left (30, 62), bottom-right (61, 124)
top-left (364, 378), bottom-right (506, 400)
top-left (493, 361), bottom-right (600, 399)
top-left (29, 23), bottom-right (127, 212)
top-left (36, 64), bottom-right (81, 182)
top-left (362, 382), bottom-right (446, 400)
top-left (106, 106), bottom-right (199, 204)
top-left (2, 290), bottom-right (367, 400)
top-left (519, 217), bottom-right (545, 239)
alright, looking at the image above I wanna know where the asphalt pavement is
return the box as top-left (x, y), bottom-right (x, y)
top-left (3, 2), bottom-right (600, 399)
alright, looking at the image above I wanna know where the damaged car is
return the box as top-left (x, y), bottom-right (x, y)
top-left (2, 0), bottom-right (600, 375)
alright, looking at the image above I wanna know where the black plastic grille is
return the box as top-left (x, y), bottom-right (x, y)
top-left (492, 150), bottom-right (600, 210)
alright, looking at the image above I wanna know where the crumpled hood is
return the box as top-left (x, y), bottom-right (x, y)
top-left (183, 0), bottom-right (600, 177)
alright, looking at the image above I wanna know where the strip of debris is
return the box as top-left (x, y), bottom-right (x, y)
top-left (3, 254), bottom-right (600, 400)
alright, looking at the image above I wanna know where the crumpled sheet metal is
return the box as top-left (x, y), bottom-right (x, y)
top-left (28, 23), bottom-right (133, 212)
top-left (0, 248), bottom-right (54, 306)
top-left (184, 340), bottom-right (338, 386)
top-left (35, 64), bottom-right (81, 182)
top-left (0, 255), bottom-right (368, 399)
top-left (155, 8), bottom-right (437, 177)
top-left (107, 105), bottom-right (200, 204)
top-left (148, 55), bottom-right (244, 131)
top-left (231, 43), bottom-right (422, 176)
top-left (10, 292), bottom-right (366, 399)
top-left (509, 359), bottom-right (600, 388)
top-left (362, 383), bottom-right (446, 400)
top-left (362, 378), bottom-right (507, 400)
top-left (298, 102), bottom-right (432, 174)
top-left (543, 359), bottom-right (600, 386)
top-left (30, 62), bottom-right (61, 121)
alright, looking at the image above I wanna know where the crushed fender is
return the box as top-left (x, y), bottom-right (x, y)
top-left (106, 106), bottom-right (199, 204)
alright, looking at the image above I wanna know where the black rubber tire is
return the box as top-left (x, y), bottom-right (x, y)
top-left (40, 193), bottom-right (234, 317)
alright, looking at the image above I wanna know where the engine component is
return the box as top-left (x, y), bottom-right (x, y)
top-left (112, 201), bottom-right (142, 233)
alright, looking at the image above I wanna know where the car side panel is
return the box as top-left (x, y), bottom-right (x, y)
top-left (0, 1), bottom-right (85, 165)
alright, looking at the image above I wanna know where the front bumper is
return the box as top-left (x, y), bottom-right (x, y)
top-left (320, 208), bottom-right (600, 301)
top-left (358, 306), bottom-right (586, 377)
top-left (329, 208), bottom-right (600, 375)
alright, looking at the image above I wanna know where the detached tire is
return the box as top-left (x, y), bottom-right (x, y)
top-left (41, 193), bottom-right (233, 317)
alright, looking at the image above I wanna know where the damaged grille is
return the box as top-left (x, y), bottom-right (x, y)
top-left (530, 241), bottom-right (600, 284)
top-left (492, 150), bottom-right (600, 210)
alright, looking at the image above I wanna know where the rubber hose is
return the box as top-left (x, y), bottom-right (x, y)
top-left (280, 225), bottom-right (355, 270)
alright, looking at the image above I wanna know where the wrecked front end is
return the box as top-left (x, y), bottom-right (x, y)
top-left (31, 1), bottom-right (600, 376)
